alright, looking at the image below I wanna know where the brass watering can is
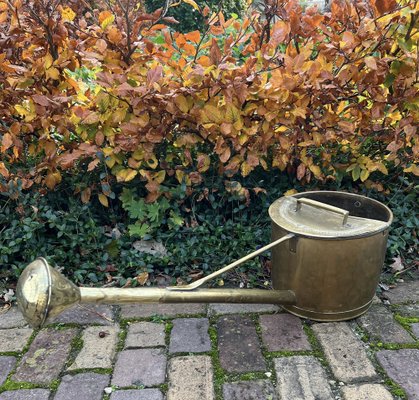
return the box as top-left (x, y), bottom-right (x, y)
top-left (16, 191), bottom-right (393, 328)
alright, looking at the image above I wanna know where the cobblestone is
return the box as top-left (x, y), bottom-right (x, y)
top-left (274, 356), bottom-right (334, 400)
top-left (341, 383), bottom-right (394, 400)
top-left (50, 304), bottom-right (115, 325)
top-left (12, 328), bottom-right (77, 384)
top-left (54, 372), bottom-right (110, 400)
top-left (358, 304), bottom-right (413, 343)
top-left (313, 322), bottom-right (378, 383)
top-left (167, 355), bottom-right (214, 400)
top-left (0, 389), bottom-right (50, 400)
top-left (110, 389), bottom-right (164, 400)
top-left (120, 303), bottom-right (206, 319)
top-left (68, 325), bottom-right (119, 370)
top-left (376, 349), bottom-right (419, 400)
top-left (169, 318), bottom-right (211, 353)
top-left (395, 303), bottom-right (419, 317)
top-left (125, 321), bottom-right (165, 348)
top-left (208, 303), bottom-right (279, 316)
top-left (0, 328), bottom-right (32, 353)
top-left (0, 357), bottom-right (16, 386)
top-left (217, 314), bottom-right (266, 373)
top-left (0, 307), bottom-right (27, 329)
top-left (1, 291), bottom-right (419, 400)
top-left (259, 313), bottom-right (311, 351)
top-left (223, 379), bottom-right (277, 400)
top-left (112, 349), bottom-right (166, 387)
top-left (385, 281), bottom-right (419, 304)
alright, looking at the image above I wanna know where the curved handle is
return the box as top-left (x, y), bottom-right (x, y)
top-left (295, 198), bottom-right (349, 226)
top-left (166, 233), bottom-right (295, 291)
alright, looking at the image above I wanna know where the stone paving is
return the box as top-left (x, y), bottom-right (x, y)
top-left (0, 280), bottom-right (418, 400)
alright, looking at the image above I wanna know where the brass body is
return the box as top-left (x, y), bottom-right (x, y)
top-left (16, 191), bottom-right (393, 328)
top-left (270, 191), bottom-right (392, 321)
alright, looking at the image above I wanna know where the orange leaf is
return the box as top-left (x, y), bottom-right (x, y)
top-left (108, 27), bottom-right (122, 44)
top-left (185, 30), bottom-right (200, 43)
top-left (1, 133), bottom-right (13, 152)
top-left (87, 159), bottom-right (100, 171)
top-left (373, 0), bottom-right (397, 15)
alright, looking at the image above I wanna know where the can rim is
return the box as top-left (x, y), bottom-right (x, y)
top-left (268, 190), bottom-right (393, 239)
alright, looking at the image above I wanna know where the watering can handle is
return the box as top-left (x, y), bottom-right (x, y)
top-left (166, 233), bottom-right (295, 291)
top-left (295, 198), bottom-right (350, 226)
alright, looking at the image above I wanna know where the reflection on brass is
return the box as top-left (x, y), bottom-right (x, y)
top-left (270, 191), bottom-right (393, 321)
top-left (16, 191), bottom-right (393, 327)
top-left (16, 258), bottom-right (296, 328)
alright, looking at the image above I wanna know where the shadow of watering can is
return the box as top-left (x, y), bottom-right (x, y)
top-left (16, 191), bottom-right (393, 328)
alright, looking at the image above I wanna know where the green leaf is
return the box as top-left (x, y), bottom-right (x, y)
top-left (105, 239), bottom-right (120, 258)
top-left (383, 73), bottom-right (395, 88)
top-left (128, 199), bottom-right (147, 220)
top-left (128, 223), bottom-right (150, 238)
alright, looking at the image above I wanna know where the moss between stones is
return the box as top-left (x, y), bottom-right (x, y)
top-left (0, 380), bottom-right (44, 394)
top-left (115, 321), bottom-right (129, 352)
top-left (208, 321), bottom-right (225, 400)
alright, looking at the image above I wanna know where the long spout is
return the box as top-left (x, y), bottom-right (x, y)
top-left (17, 258), bottom-right (296, 328)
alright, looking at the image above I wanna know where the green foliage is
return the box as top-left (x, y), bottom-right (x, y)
top-left (120, 187), bottom-right (184, 238)
top-left (144, 0), bottom-right (245, 32)
top-left (0, 188), bottom-right (109, 284)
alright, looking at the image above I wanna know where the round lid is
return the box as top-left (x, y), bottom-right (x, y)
top-left (269, 194), bottom-right (390, 239)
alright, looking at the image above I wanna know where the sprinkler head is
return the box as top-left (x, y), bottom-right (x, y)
top-left (16, 258), bottom-right (81, 328)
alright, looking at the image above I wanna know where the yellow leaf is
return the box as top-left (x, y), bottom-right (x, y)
top-left (176, 170), bottom-right (185, 183)
top-left (61, 6), bottom-right (76, 22)
top-left (154, 170), bottom-right (166, 184)
top-left (225, 105), bottom-right (240, 123)
top-left (146, 155), bottom-right (158, 169)
top-left (403, 164), bottom-right (419, 176)
top-left (203, 104), bottom-right (223, 124)
top-left (99, 11), bottom-right (115, 29)
top-left (360, 169), bottom-right (370, 182)
top-left (46, 67), bottom-right (60, 80)
top-left (182, 0), bottom-right (200, 11)
top-left (44, 54), bottom-right (53, 69)
top-left (117, 168), bottom-right (137, 182)
top-left (135, 272), bottom-right (149, 286)
top-left (45, 173), bottom-right (58, 189)
top-left (175, 95), bottom-right (189, 113)
top-left (309, 165), bottom-right (322, 178)
top-left (241, 161), bottom-right (252, 177)
top-left (284, 189), bottom-right (298, 196)
top-left (105, 154), bottom-right (116, 168)
top-left (98, 193), bottom-right (109, 207)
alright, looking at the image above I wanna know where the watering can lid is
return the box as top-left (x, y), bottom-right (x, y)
top-left (269, 195), bottom-right (390, 238)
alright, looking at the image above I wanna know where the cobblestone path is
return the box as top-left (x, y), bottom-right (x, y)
top-left (0, 281), bottom-right (418, 400)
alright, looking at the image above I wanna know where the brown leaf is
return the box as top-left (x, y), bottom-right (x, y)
top-left (32, 94), bottom-right (50, 107)
top-left (1, 133), bottom-right (13, 152)
top-left (81, 187), bottom-right (91, 204)
top-left (297, 163), bottom-right (306, 180)
top-left (210, 38), bottom-right (222, 65)
top-left (135, 271), bottom-right (149, 286)
top-left (147, 66), bottom-right (163, 86)
top-left (373, 0), bottom-right (397, 15)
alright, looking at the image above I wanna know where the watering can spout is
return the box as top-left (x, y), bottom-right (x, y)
top-left (16, 258), bottom-right (81, 329)
top-left (16, 258), bottom-right (296, 329)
